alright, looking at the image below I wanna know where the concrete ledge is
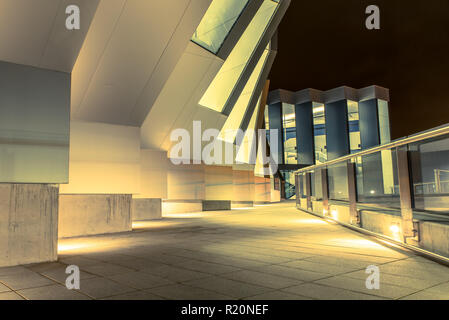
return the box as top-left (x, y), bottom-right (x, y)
top-left (162, 199), bottom-right (203, 214)
top-left (419, 221), bottom-right (449, 258)
top-left (360, 210), bottom-right (403, 241)
top-left (0, 184), bottom-right (58, 267)
top-left (202, 200), bottom-right (231, 211)
top-left (231, 201), bottom-right (254, 208)
top-left (254, 201), bottom-right (271, 205)
top-left (59, 194), bottom-right (132, 238)
top-left (328, 204), bottom-right (352, 225)
top-left (132, 198), bottom-right (162, 221)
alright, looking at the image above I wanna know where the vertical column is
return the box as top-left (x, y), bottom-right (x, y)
top-left (295, 102), bottom-right (314, 165)
top-left (396, 147), bottom-right (416, 239)
top-left (347, 161), bottom-right (359, 225)
top-left (321, 168), bottom-right (329, 216)
top-left (295, 174), bottom-right (300, 208)
top-left (305, 172), bottom-right (312, 211)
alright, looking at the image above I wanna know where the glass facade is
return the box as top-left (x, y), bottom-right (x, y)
top-left (347, 100), bottom-right (361, 153)
top-left (313, 102), bottom-right (327, 164)
top-left (218, 46), bottom-right (270, 143)
top-left (310, 169), bottom-right (323, 200)
top-left (282, 103), bottom-right (297, 164)
top-left (192, 0), bottom-right (250, 54)
top-left (199, 0), bottom-right (279, 112)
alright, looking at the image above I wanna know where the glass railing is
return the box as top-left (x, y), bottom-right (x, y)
top-left (295, 124), bottom-right (449, 259)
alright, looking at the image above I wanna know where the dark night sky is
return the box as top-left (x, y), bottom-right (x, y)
top-left (269, 0), bottom-right (449, 140)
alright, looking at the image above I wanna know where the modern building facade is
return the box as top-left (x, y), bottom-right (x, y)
top-left (265, 85), bottom-right (391, 198)
top-left (0, 0), bottom-right (290, 267)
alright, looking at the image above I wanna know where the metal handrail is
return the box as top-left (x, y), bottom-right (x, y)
top-left (296, 123), bottom-right (449, 174)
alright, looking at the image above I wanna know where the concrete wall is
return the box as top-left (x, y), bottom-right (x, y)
top-left (59, 121), bottom-right (140, 195)
top-left (233, 168), bottom-right (255, 202)
top-left (0, 184), bottom-right (58, 267)
top-left (162, 199), bottom-right (203, 214)
top-left (205, 165), bottom-right (233, 201)
top-left (137, 149), bottom-right (168, 199)
top-left (328, 204), bottom-right (352, 225)
top-left (419, 221), bottom-right (449, 258)
top-left (59, 194), bottom-right (132, 238)
top-left (132, 198), bottom-right (162, 221)
top-left (167, 163), bottom-right (205, 200)
top-left (255, 176), bottom-right (271, 203)
top-left (360, 210), bottom-right (403, 241)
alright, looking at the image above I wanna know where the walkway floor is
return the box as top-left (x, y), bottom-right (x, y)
top-left (1, 202), bottom-right (449, 300)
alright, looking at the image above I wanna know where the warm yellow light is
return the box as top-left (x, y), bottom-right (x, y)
top-left (370, 190), bottom-right (376, 194)
top-left (390, 224), bottom-right (400, 234)
top-left (323, 208), bottom-right (328, 215)
top-left (331, 209), bottom-right (338, 220)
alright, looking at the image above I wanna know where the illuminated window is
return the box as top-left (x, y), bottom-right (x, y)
top-left (199, 0), bottom-right (279, 112)
top-left (218, 47), bottom-right (270, 143)
top-left (313, 102), bottom-right (327, 164)
top-left (282, 103), bottom-right (297, 164)
top-left (192, 0), bottom-right (250, 54)
top-left (347, 100), bottom-right (361, 153)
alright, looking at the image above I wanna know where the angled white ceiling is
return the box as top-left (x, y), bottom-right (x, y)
top-left (71, 0), bottom-right (213, 126)
top-left (0, 0), bottom-right (99, 73)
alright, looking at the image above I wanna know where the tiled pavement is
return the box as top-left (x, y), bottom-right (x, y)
top-left (1, 202), bottom-right (449, 300)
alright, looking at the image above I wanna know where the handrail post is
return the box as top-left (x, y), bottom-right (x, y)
top-left (321, 168), bottom-right (329, 216)
top-left (396, 147), bottom-right (417, 240)
top-left (347, 160), bottom-right (359, 225)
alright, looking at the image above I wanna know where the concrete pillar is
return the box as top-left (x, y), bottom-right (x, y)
top-left (59, 194), bottom-right (132, 238)
top-left (255, 176), bottom-right (271, 204)
top-left (232, 165), bottom-right (255, 208)
top-left (164, 163), bottom-right (205, 214)
top-left (132, 198), bottom-right (162, 221)
top-left (0, 184), bottom-right (58, 267)
top-left (204, 165), bottom-right (233, 210)
top-left (133, 149), bottom-right (168, 221)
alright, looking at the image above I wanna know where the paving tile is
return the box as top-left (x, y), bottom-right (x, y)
top-left (399, 289), bottom-right (449, 300)
top-left (250, 265), bottom-right (330, 282)
top-left (243, 291), bottom-right (314, 300)
top-left (107, 271), bottom-right (173, 289)
top-left (108, 258), bottom-right (163, 270)
top-left (141, 265), bottom-right (210, 282)
top-left (315, 275), bottom-right (417, 299)
top-left (0, 282), bottom-right (11, 293)
top-left (283, 283), bottom-right (386, 300)
top-left (101, 291), bottom-right (165, 300)
top-left (24, 262), bottom-right (67, 273)
top-left (79, 263), bottom-right (134, 277)
top-left (18, 284), bottom-right (91, 300)
top-left (40, 267), bottom-right (97, 284)
top-left (58, 256), bottom-right (101, 267)
top-left (146, 284), bottom-right (232, 300)
top-left (344, 269), bottom-right (445, 290)
top-left (183, 277), bottom-right (272, 299)
top-left (77, 277), bottom-right (136, 299)
top-left (0, 266), bottom-right (30, 276)
top-left (0, 292), bottom-right (25, 300)
top-left (0, 271), bottom-right (55, 290)
top-left (281, 260), bottom-right (360, 275)
top-left (221, 270), bottom-right (302, 289)
top-left (176, 259), bottom-right (241, 275)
